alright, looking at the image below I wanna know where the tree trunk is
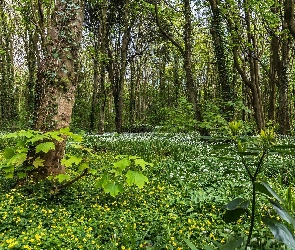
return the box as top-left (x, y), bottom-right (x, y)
top-left (33, 0), bottom-right (84, 178)
top-left (228, 0), bottom-right (265, 131)
top-left (108, 0), bottom-right (131, 133)
top-left (0, 3), bottom-right (16, 128)
top-left (183, 0), bottom-right (202, 122)
top-left (208, 0), bottom-right (233, 119)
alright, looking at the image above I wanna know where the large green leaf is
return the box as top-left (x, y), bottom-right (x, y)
top-left (270, 200), bottom-right (295, 228)
top-left (262, 216), bottom-right (295, 249)
top-left (126, 170), bottom-right (148, 188)
top-left (255, 181), bottom-right (283, 203)
top-left (113, 158), bottom-right (131, 170)
top-left (28, 134), bottom-right (46, 143)
top-left (6, 132), bottom-right (18, 138)
top-left (78, 162), bottom-right (89, 172)
top-left (95, 174), bottom-right (110, 188)
top-left (55, 174), bottom-right (71, 183)
top-left (36, 142), bottom-right (55, 153)
top-left (18, 130), bottom-right (35, 138)
top-left (4, 172), bottom-right (14, 178)
top-left (3, 148), bottom-right (15, 159)
top-left (103, 182), bottom-right (123, 197)
top-left (7, 153), bottom-right (27, 166)
top-left (61, 155), bottom-right (82, 167)
top-left (45, 131), bottom-right (63, 141)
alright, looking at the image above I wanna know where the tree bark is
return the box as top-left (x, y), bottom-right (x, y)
top-left (227, 0), bottom-right (265, 131)
top-left (208, 0), bottom-right (233, 119)
top-left (33, 0), bottom-right (85, 178)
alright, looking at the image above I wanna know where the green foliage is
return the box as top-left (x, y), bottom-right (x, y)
top-left (1, 132), bottom-right (295, 249)
top-left (158, 97), bottom-right (196, 133)
top-left (208, 124), bottom-right (295, 249)
top-left (0, 129), bottom-right (150, 197)
top-left (198, 101), bottom-right (228, 135)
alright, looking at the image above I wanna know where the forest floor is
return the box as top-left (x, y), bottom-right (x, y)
top-left (0, 132), bottom-right (294, 249)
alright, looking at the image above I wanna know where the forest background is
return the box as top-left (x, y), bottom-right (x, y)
top-left (2, 0), bottom-right (295, 136)
top-left (2, 0), bottom-right (295, 249)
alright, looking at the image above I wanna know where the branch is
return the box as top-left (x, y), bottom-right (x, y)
top-left (55, 169), bottom-right (89, 190)
top-left (154, 2), bottom-right (184, 56)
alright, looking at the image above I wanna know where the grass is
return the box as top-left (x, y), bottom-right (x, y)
top-left (0, 132), bottom-right (294, 249)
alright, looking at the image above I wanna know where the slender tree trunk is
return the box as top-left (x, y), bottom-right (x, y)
top-left (109, 0), bottom-right (131, 133)
top-left (89, 54), bottom-right (99, 132)
top-left (0, 3), bottom-right (16, 127)
top-left (208, 0), bottom-right (233, 119)
top-left (228, 0), bottom-right (264, 131)
top-left (183, 0), bottom-right (202, 122)
top-left (33, 0), bottom-right (85, 178)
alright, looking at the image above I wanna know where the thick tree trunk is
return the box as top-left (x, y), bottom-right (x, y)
top-left (33, 0), bottom-right (84, 178)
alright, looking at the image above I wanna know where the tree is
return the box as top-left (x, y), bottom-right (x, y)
top-left (225, 0), bottom-right (265, 131)
top-left (154, 0), bottom-right (202, 124)
top-left (208, 0), bottom-right (233, 119)
top-left (0, 1), bottom-right (16, 128)
top-left (31, 0), bottom-right (85, 178)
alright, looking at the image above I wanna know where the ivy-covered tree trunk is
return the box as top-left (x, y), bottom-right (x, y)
top-left (0, 3), bottom-right (16, 128)
top-left (33, 0), bottom-right (84, 178)
top-left (208, 0), bottom-right (233, 119)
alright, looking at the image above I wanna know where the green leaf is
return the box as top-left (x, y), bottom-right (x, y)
top-left (36, 142), bottom-right (55, 153)
top-left (18, 130), bottom-right (35, 138)
top-left (78, 162), bottom-right (89, 172)
top-left (2, 166), bottom-right (14, 173)
top-left (46, 131), bottom-right (63, 141)
top-left (134, 158), bottom-right (152, 169)
top-left (125, 170), bottom-right (148, 188)
top-left (262, 216), bottom-right (295, 249)
top-left (255, 181), bottom-right (284, 203)
top-left (270, 200), bottom-right (295, 228)
top-left (95, 174), bottom-right (109, 188)
top-left (3, 148), bottom-right (15, 159)
top-left (71, 133), bottom-right (83, 142)
top-left (7, 153), bottom-right (27, 166)
top-left (4, 172), bottom-right (14, 178)
top-left (224, 208), bottom-right (248, 223)
top-left (103, 182), bottom-right (123, 197)
top-left (55, 174), bottom-right (71, 183)
top-left (89, 169), bottom-right (97, 175)
top-left (183, 239), bottom-right (198, 250)
top-left (59, 127), bottom-right (71, 134)
top-left (17, 172), bottom-right (27, 178)
top-left (225, 198), bottom-right (250, 210)
top-left (28, 134), bottom-right (46, 143)
top-left (61, 155), bottom-right (82, 167)
top-left (113, 158), bottom-right (131, 170)
top-left (6, 132), bottom-right (18, 138)
top-left (33, 157), bottom-right (45, 168)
